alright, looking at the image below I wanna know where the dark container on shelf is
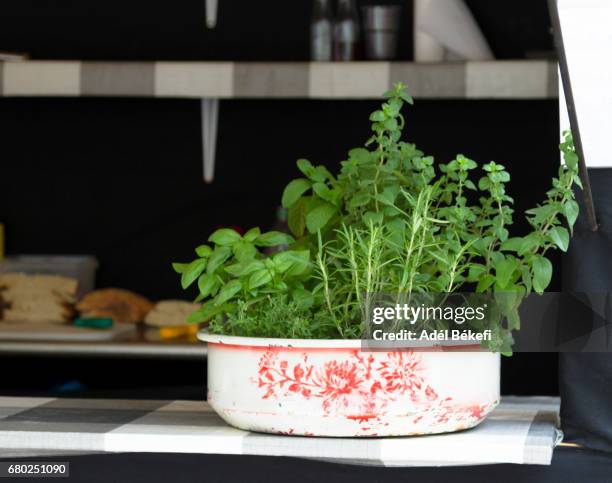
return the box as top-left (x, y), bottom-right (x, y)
top-left (362, 5), bottom-right (402, 60)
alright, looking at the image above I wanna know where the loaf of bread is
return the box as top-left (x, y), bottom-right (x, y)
top-left (0, 273), bottom-right (79, 323)
top-left (77, 288), bottom-right (153, 323)
top-left (144, 300), bottom-right (200, 327)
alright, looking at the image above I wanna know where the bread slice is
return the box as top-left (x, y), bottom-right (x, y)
top-left (145, 300), bottom-right (200, 327)
top-left (0, 273), bottom-right (78, 297)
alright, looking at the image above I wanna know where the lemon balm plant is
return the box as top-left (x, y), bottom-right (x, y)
top-left (174, 83), bottom-right (580, 351)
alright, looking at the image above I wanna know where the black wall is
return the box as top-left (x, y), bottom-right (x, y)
top-left (0, 98), bottom-right (560, 300)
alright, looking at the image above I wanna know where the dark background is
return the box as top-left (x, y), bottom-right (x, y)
top-left (0, 0), bottom-right (560, 398)
top-left (0, 0), bottom-right (552, 61)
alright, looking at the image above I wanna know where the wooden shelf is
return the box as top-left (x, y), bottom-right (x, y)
top-left (0, 60), bottom-right (557, 100)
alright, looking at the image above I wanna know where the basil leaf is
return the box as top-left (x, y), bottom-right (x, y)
top-left (208, 228), bottom-right (242, 246)
top-left (282, 178), bottom-right (311, 208)
top-left (181, 259), bottom-right (207, 289)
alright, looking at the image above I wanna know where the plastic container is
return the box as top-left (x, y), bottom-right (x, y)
top-left (0, 255), bottom-right (98, 298)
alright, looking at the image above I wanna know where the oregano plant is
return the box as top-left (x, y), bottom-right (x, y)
top-left (174, 83), bottom-right (580, 351)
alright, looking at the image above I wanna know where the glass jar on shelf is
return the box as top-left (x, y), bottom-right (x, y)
top-left (334, 0), bottom-right (360, 61)
top-left (311, 0), bottom-right (334, 61)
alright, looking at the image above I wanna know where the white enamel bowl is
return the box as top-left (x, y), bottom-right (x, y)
top-left (198, 332), bottom-right (500, 437)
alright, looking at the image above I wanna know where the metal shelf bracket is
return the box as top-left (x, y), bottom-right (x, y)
top-left (206, 0), bottom-right (218, 28)
top-left (201, 98), bottom-right (219, 183)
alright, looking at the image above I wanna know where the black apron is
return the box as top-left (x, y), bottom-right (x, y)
top-left (560, 168), bottom-right (612, 453)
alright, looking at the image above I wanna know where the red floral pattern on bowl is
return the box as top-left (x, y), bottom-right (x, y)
top-left (199, 332), bottom-right (499, 437)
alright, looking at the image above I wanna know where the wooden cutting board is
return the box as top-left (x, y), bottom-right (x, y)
top-left (0, 321), bottom-right (136, 341)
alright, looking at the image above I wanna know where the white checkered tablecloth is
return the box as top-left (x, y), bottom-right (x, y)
top-left (0, 396), bottom-right (561, 466)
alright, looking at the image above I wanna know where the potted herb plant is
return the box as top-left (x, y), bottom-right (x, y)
top-left (174, 84), bottom-right (580, 437)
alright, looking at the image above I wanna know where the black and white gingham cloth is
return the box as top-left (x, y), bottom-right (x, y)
top-left (0, 396), bottom-right (561, 466)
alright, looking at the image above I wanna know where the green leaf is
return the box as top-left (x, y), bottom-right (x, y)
top-left (348, 148), bottom-right (372, 164)
top-left (243, 227), bottom-right (261, 243)
top-left (574, 174), bottom-right (583, 189)
top-left (494, 291), bottom-right (519, 314)
top-left (348, 191), bottom-right (370, 209)
top-left (563, 200), bottom-right (579, 232)
top-left (464, 180), bottom-right (477, 190)
top-left (181, 259), bottom-right (207, 289)
top-left (507, 308), bottom-right (520, 331)
top-left (520, 265), bottom-right (533, 293)
top-left (399, 91), bottom-right (414, 105)
top-left (223, 264), bottom-right (242, 277)
top-left (500, 237), bottom-right (523, 252)
top-left (206, 246), bottom-right (232, 274)
top-left (233, 241), bottom-right (257, 262)
top-left (215, 280), bottom-right (242, 306)
top-left (494, 257), bottom-right (517, 289)
top-left (197, 273), bottom-right (217, 298)
top-left (495, 171), bottom-right (510, 183)
top-left (483, 161), bottom-right (504, 172)
top-left (313, 165), bottom-right (334, 183)
top-left (429, 250), bottom-right (451, 267)
top-left (472, 236), bottom-right (493, 256)
top-left (292, 288), bottom-right (314, 310)
top-left (549, 226), bottom-right (570, 252)
top-left (489, 251), bottom-right (504, 267)
top-left (248, 270), bottom-right (272, 290)
top-left (224, 259), bottom-right (265, 277)
top-left (288, 197), bottom-right (307, 237)
top-left (312, 182), bottom-right (335, 203)
top-left (525, 205), bottom-right (556, 224)
top-left (296, 158), bottom-right (315, 177)
top-left (495, 227), bottom-right (509, 242)
top-left (383, 117), bottom-right (398, 131)
top-left (186, 309), bottom-right (209, 324)
top-left (363, 210), bottom-right (384, 225)
top-left (306, 203), bottom-right (337, 233)
top-left (532, 256), bottom-right (553, 294)
top-left (564, 150), bottom-right (579, 170)
top-left (478, 177), bottom-right (491, 190)
top-left (281, 178), bottom-right (311, 208)
top-left (189, 300), bottom-right (226, 322)
top-left (172, 263), bottom-right (189, 274)
top-left (518, 234), bottom-right (540, 255)
top-left (255, 231), bottom-right (295, 247)
top-left (273, 250), bottom-right (310, 276)
top-left (369, 110), bottom-right (385, 122)
top-left (467, 264), bottom-right (486, 282)
top-left (476, 274), bottom-right (496, 292)
top-left (195, 245), bottom-right (212, 257)
top-left (208, 228), bottom-right (242, 246)
top-left (386, 218), bottom-right (406, 249)
top-left (376, 185), bottom-right (400, 206)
